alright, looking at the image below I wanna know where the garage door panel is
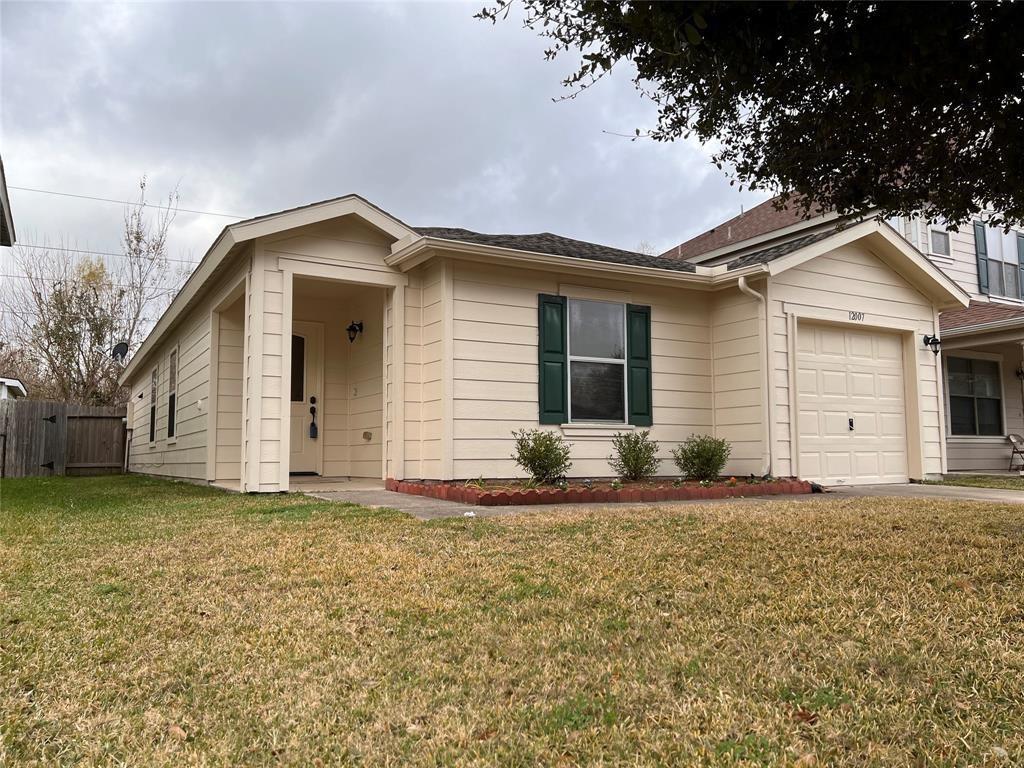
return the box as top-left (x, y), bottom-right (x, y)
top-left (797, 322), bottom-right (908, 486)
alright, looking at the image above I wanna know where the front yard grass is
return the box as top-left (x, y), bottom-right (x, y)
top-left (934, 473), bottom-right (1024, 491)
top-left (2, 476), bottom-right (1023, 766)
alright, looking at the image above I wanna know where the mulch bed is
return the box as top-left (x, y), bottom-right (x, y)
top-left (385, 477), bottom-right (813, 506)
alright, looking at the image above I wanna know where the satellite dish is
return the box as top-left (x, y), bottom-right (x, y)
top-left (112, 342), bottom-right (130, 362)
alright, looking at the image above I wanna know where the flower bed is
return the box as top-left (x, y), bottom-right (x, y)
top-left (384, 478), bottom-right (813, 506)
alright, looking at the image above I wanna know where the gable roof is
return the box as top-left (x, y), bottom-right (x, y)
top-left (414, 227), bottom-right (696, 273)
top-left (940, 300), bottom-right (1024, 334)
top-left (661, 196), bottom-right (829, 262)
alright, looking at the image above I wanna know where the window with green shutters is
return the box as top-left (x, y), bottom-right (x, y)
top-left (537, 294), bottom-right (652, 425)
top-left (974, 219), bottom-right (1024, 300)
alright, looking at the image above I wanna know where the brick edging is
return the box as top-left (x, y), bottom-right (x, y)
top-left (384, 478), bottom-right (812, 506)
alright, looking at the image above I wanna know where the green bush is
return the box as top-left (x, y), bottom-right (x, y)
top-left (672, 434), bottom-right (731, 482)
top-left (609, 430), bottom-right (660, 481)
top-left (511, 429), bottom-right (573, 484)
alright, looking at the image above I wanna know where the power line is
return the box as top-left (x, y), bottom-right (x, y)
top-left (8, 186), bottom-right (246, 219)
top-left (10, 241), bottom-right (200, 266)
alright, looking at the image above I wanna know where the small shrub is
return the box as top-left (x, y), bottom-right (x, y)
top-left (672, 434), bottom-right (731, 482)
top-left (511, 429), bottom-right (573, 484)
top-left (609, 430), bottom-right (661, 482)
top-left (610, 479), bottom-right (623, 491)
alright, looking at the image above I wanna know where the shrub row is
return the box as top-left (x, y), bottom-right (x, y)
top-left (512, 429), bottom-right (731, 484)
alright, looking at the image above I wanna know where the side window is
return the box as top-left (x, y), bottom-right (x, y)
top-left (149, 367), bottom-right (158, 443)
top-left (167, 348), bottom-right (178, 439)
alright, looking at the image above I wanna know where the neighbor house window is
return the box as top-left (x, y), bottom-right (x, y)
top-left (928, 225), bottom-right (951, 257)
top-left (167, 348), bottom-right (178, 439)
top-left (976, 221), bottom-right (1022, 300)
top-left (567, 298), bottom-right (626, 422)
top-left (149, 367), bottom-right (158, 443)
top-left (947, 356), bottom-right (1003, 436)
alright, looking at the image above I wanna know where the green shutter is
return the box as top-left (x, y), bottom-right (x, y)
top-left (537, 294), bottom-right (567, 424)
top-left (974, 220), bottom-right (989, 295)
top-left (626, 303), bottom-right (653, 427)
top-left (1017, 233), bottom-right (1024, 300)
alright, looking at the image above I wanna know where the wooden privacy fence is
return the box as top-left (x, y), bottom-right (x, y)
top-left (0, 399), bottom-right (127, 478)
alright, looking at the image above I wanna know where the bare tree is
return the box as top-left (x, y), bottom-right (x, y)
top-left (0, 177), bottom-right (186, 404)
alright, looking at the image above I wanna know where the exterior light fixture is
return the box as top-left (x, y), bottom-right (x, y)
top-left (346, 321), bottom-right (363, 343)
top-left (1016, 365), bottom-right (1024, 381)
top-left (922, 334), bottom-right (941, 356)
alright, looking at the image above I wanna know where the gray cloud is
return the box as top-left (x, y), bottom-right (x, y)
top-left (1, 1), bottom-right (768, 269)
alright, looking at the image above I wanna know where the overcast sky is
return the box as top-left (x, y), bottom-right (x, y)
top-left (0, 1), bottom-right (768, 273)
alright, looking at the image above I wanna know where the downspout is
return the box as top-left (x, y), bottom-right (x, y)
top-left (737, 276), bottom-right (773, 477)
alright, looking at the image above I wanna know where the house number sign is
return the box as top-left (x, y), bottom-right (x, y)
top-left (849, 311), bottom-right (865, 321)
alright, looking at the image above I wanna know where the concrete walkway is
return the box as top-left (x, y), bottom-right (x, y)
top-left (303, 481), bottom-right (1023, 520)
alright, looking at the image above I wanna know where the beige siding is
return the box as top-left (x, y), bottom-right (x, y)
top-left (944, 343), bottom-right (1024, 471)
top-left (449, 260), bottom-right (717, 479)
top-left (127, 257), bottom-right (248, 481)
top-left (768, 243), bottom-right (944, 479)
top-left (711, 286), bottom-right (765, 476)
top-left (214, 297), bottom-right (244, 481)
top-left (902, 217), bottom-right (981, 297)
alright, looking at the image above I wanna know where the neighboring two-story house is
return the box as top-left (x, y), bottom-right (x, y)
top-left (664, 200), bottom-right (1024, 474)
top-left (891, 216), bottom-right (1024, 472)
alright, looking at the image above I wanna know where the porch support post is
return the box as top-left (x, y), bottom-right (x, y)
top-left (241, 252), bottom-right (265, 492)
top-left (392, 283), bottom-right (406, 480)
top-left (278, 269), bottom-right (294, 492)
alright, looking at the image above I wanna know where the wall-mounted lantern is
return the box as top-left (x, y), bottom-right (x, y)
top-left (1016, 365), bottom-right (1024, 382)
top-left (346, 321), bottom-right (364, 343)
top-left (922, 334), bottom-right (941, 356)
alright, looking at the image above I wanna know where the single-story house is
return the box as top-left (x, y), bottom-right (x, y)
top-left (119, 195), bottom-right (969, 492)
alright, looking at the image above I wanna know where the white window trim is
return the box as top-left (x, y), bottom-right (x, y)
top-left (927, 224), bottom-right (952, 260)
top-left (565, 297), bottom-right (628, 425)
top-left (943, 350), bottom-right (1007, 438)
top-left (149, 366), bottom-right (159, 447)
top-left (167, 345), bottom-right (179, 444)
top-left (979, 219), bottom-right (1022, 301)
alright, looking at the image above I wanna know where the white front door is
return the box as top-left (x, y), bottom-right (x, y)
top-left (290, 321), bottom-right (323, 475)
top-left (797, 322), bottom-right (909, 485)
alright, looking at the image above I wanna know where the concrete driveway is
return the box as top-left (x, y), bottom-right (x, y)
top-left (830, 483), bottom-right (1023, 504)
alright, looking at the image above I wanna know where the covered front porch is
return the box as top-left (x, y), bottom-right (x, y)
top-left (206, 233), bottom-right (405, 493)
top-left (940, 329), bottom-right (1024, 473)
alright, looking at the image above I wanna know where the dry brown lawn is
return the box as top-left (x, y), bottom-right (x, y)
top-left (1, 475), bottom-right (1022, 766)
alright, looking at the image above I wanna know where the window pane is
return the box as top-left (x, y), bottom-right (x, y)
top-left (570, 361), bottom-right (624, 422)
top-left (972, 360), bottom-right (1001, 398)
top-left (930, 229), bottom-right (950, 256)
top-left (976, 398), bottom-right (1002, 435)
top-left (291, 335), bottom-right (305, 402)
top-left (1004, 262), bottom-right (1020, 299)
top-left (569, 299), bottom-right (624, 359)
top-left (949, 396), bottom-right (976, 435)
top-left (986, 226), bottom-right (1004, 262)
top-left (946, 357), bottom-right (972, 396)
top-left (168, 350), bottom-right (177, 392)
top-left (1004, 230), bottom-right (1020, 265)
top-left (988, 260), bottom-right (1004, 295)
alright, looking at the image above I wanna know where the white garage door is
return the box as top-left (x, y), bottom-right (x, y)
top-left (797, 322), bottom-right (908, 485)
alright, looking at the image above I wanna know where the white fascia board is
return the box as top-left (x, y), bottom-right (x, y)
top-left (766, 220), bottom-right (970, 309)
top-left (942, 316), bottom-right (1024, 338)
top-left (230, 196), bottom-right (415, 243)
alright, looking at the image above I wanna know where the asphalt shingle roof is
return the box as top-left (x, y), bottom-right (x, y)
top-left (414, 227), bottom-right (696, 273)
top-left (940, 300), bottom-right (1024, 333)
top-left (719, 229), bottom-right (838, 270)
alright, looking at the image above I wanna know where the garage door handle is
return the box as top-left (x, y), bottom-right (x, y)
top-left (849, 418), bottom-right (854, 431)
